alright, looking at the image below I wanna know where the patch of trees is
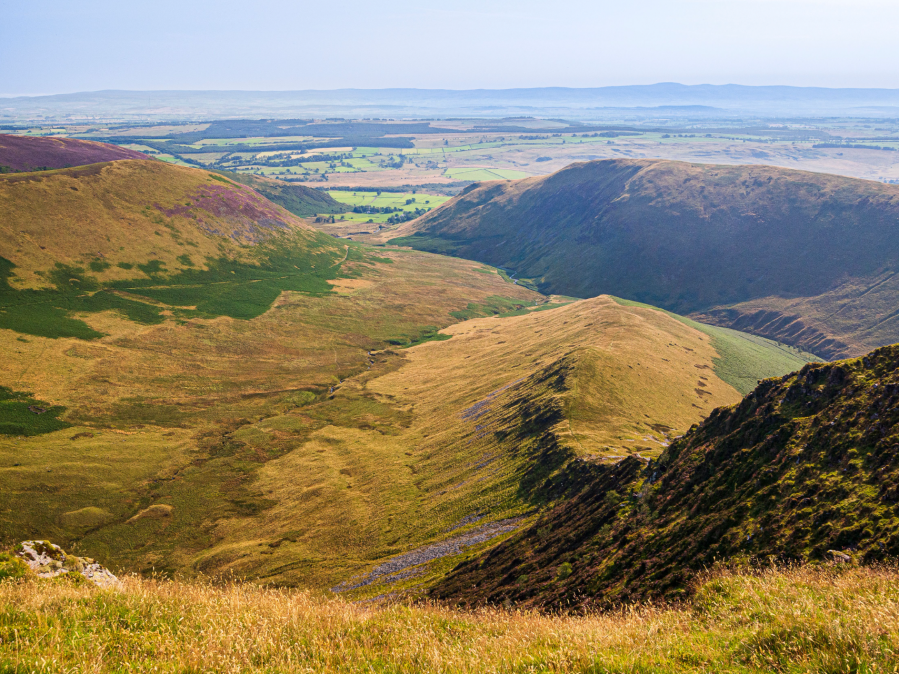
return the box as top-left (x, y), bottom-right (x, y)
top-left (814, 143), bottom-right (896, 152)
top-left (380, 155), bottom-right (406, 169)
top-left (228, 152), bottom-right (354, 169)
top-left (386, 207), bottom-right (431, 224)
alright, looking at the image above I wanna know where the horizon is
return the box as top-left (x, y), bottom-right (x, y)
top-left (5, 82), bottom-right (899, 99)
top-left (3, 0), bottom-right (898, 96)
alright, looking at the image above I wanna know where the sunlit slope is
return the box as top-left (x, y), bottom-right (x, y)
top-left (388, 158), bottom-right (899, 358)
top-left (0, 245), bottom-right (542, 585)
top-left (0, 159), bottom-right (330, 288)
top-left (122, 294), bottom-right (747, 588)
top-left (40, 294), bottom-right (808, 593)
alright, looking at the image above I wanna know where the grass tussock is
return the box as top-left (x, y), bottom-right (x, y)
top-left (1, 565), bottom-right (898, 673)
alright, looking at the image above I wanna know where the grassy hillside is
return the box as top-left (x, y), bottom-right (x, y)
top-left (434, 342), bottom-right (899, 608)
top-left (0, 153), bottom-right (820, 595)
top-left (3, 565), bottom-right (898, 673)
top-left (0, 159), bottom-right (337, 287)
top-left (387, 158), bottom-right (899, 359)
top-left (219, 171), bottom-right (348, 217)
top-left (0, 159), bottom-right (356, 340)
top-left (0, 134), bottom-right (147, 172)
top-left (0, 280), bottom-right (813, 594)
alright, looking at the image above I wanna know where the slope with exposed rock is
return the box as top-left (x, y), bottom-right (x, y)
top-left (389, 158), bottom-right (899, 358)
top-left (433, 343), bottom-right (899, 609)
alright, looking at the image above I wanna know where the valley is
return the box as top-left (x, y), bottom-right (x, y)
top-left (388, 158), bottom-right (899, 360)
top-left (0, 138), bottom-right (820, 597)
top-left (1, 99), bottom-right (899, 671)
top-left (5, 0), bottom-right (899, 666)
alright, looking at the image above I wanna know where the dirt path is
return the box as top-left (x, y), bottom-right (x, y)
top-left (331, 245), bottom-right (350, 267)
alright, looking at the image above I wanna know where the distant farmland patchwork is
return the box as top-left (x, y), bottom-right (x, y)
top-left (11, 117), bottom-right (899, 190)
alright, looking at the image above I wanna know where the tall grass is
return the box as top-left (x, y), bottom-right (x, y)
top-left (1, 565), bottom-right (897, 673)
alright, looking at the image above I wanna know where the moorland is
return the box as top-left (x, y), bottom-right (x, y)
top-left (1, 103), bottom-right (899, 672)
top-left (0, 138), bottom-right (814, 595)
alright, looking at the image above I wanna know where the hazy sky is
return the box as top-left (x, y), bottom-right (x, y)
top-left (2, 0), bottom-right (898, 95)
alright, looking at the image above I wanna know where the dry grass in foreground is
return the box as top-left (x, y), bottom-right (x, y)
top-left (1, 565), bottom-right (898, 673)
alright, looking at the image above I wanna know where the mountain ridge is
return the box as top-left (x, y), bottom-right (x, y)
top-left (6, 85), bottom-right (899, 120)
top-left (389, 158), bottom-right (899, 359)
top-left (433, 341), bottom-right (899, 609)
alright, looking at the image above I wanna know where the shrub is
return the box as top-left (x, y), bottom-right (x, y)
top-left (0, 552), bottom-right (29, 581)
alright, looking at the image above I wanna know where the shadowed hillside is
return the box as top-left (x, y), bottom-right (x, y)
top-left (218, 171), bottom-right (349, 218)
top-left (0, 134), bottom-right (148, 172)
top-left (433, 342), bottom-right (899, 609)
top-left (388, 159), bottom-right (899, 358)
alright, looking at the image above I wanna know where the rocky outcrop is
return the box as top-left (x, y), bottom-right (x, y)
top-left (15, 540), bottom-right (119, 589)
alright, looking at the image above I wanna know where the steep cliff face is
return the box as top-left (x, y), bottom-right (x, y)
top-left (433, 343), bottom-right (899, 609)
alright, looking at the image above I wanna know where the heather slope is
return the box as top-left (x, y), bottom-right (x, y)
top-left (390, 159), bottom-right (899, 358)
top-left (434, 342), bottom-right (899, 609)
top-left (0, 134), bottom-right (147, 172)
top-left (0, 159), bottom-right (330, 289)
top-left (0, 159), bottom-right (354, 339)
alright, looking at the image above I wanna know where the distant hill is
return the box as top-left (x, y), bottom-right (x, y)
top-left (389, 159), bottom-right (899, 359)
top-left (5, 85), bottom-right (899, 120)
top-left (0, 134), bottom-right (147, 172)
top-left (433, 341), bottom-right (899, 609)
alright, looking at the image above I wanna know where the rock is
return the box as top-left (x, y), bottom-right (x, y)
top-left (827, 549), bottom-right (852, 563)
top-left (15, 540), bottom-right (120, 589)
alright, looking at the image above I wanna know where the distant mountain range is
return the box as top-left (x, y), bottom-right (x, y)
top-left (4, 84), bottom-right (899, 122)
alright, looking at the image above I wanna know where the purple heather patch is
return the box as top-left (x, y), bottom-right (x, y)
top-left (154, 184), bottom-right (294, 243)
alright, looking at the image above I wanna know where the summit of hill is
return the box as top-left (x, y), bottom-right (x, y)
top-left (389, 158), bottom-right (899, 359)
top-left (0, 134), bottom-right (148, 172)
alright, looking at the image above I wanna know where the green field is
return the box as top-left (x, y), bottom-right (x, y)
top-left (325, 190), bottom-right (450, 224)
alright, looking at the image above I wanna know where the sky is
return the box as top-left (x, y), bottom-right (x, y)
top-left (2, 0), bottom-right (898, 96)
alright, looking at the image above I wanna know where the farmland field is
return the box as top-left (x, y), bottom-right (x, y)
top-left (311, 190), bottom-right (451, 235)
